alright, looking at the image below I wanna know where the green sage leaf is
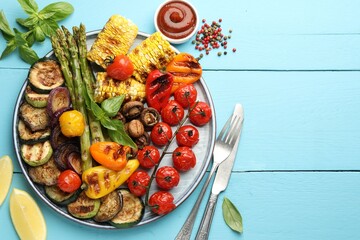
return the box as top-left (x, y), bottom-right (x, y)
top-left (108, 119), bottom-right (137, 149)
top-left (17, 0), bottom-right (38, 14)
top-left (222, 197), bottom-right (243, 233)
top-left (39, 2), bottom-right (74, 21)
top-left (0, 10), bottom-right (15, 39)
top-left (18, 45), bottom-right (39, 64)
top-left (101, 95), bottom-right (125, 118)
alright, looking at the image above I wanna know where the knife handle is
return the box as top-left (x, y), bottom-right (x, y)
top-left (195, 192), bottom-right (219, 240)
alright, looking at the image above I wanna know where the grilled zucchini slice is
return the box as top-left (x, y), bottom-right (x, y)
top-left (67, 191), bottom-right (100, 219)
top-left (24, 85), bottom-right (49, 108)
top-left (19, 102), bottom-right (49, 132)
top-left (28, 157), bottom-right (60, 186)
top-left (93, 190), bottom-right (123, 222)
top-left (18, 120), bottom-right (50, 144)
top-left (45, 185), bottom-right (79, 206)
top-left (28, 58), bottom-right (64, 93)
top-left (110, 189), bottom-right (144, 228)
top-left (21, 140), bottom-right (53, 167)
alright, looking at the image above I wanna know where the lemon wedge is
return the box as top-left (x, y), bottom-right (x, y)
top-left (0, 155), bottom-right (13, 206)
top-left (10, 188), bottom-right (47, 240)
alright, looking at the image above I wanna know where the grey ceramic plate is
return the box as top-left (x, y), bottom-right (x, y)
top-left (12, 30), bottom-right (216, 229)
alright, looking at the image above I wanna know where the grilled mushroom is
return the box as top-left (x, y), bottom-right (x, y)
top-left (140, 107), bottom-right (160, 131)
top-left (121, 101), bottom-right (144, 120)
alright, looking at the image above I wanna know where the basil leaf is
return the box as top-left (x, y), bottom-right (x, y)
top-left (16, 15), bottom-right (39, 28)
top-left (39, 19), bottom-right (58, 37)
top-left (0, 11), bottom-right (15, 39)
top-left (101, 95), bottom-right (125, 118)
top-left (0, 42), bottom-right (17, 59)
top-left (108, 119), bottom-right (137, 149)
top-left (34, 25), bottom-right (45, 42)
top-left (25, 31), bottom-right (35, 46)
top-left (17, 0), bottom-right (38, 14)
top-left (100, 117), bottom-right (117, 131)
top-left (18, 45), bottom-right (39, 64)
top-left (222, 197), bottom-right (243, 233)
top-left (14, 28), bottom-right (27, 46)
top-left (39, 2), bottom-right (74, 21)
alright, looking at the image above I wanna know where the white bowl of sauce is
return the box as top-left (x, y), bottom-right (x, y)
top-left (154, 0), bottom-right (199, 44)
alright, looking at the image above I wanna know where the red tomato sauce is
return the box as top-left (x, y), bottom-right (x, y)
top-left (157, 1), bottom-right (197, 39)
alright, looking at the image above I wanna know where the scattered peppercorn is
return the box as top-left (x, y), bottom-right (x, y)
top-left (191, 18), bottom-right (236, 59)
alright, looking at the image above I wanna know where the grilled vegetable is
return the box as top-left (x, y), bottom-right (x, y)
top-left (28, 58), bottom-right (65, 94)
top-left (67, 191), bottom-right (100, 219)
top-left (45, 185), bottom-right (78, 206)
top-left (46, 87), bottom-right (71, 118)
top-left (93, 190), bottom-right (123, 222)
top-left (87, 15), bottom-right (138, 69)
top-left (94, 72), bottom-right (145, 103)
top-left (24, 85), bottom-right (49, 108)
top-left (53, 142), bottom-right (81, 172)
top-left (50, 124), bottom-right (74, 149)
top-left (18, 120), bottom-right (50, 144)
top-left (166, 53), bottom-right (202, 93)
top-left (110, 189), bottom-right (144, 228)
top-left (59, 110), bottom-right (85, 138)
top-left (28, 157), bottom-right (61, 186)
top-left (19, 102), bottom-right (49, 132)
top-left (128, 32), bottom-right (176, 83)
top-left (82, 159), bottom-right (139, 199)
top-left (21, 140), bottom-right (53, 167)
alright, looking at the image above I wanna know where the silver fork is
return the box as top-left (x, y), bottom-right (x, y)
top-left (175, 106), bottom-right (243, 240)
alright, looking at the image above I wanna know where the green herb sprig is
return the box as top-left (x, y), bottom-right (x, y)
top-left (0, 0), bottom-right (74, 64)
top-left (222, 197), bottom-right (243, 233)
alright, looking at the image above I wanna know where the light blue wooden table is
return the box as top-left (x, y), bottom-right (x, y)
top-left (1, 0), bottom-right (360, 239)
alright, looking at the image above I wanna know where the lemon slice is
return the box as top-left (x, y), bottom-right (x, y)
top-left (10, 188), bottom-right (47, 240)
top-left (0, 155), bottom-right (13, 206)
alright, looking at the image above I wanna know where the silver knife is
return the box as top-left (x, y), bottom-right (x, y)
top-left (195, 104), bottom-right (244, 240)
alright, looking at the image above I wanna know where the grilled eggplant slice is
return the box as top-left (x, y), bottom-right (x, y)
top-left (93, 190), bottom-right (123, 222)
top-left (45, 185), bottom-right (79, 206)
top-left (47, 87), bottom-right (71, 118)
top-left (110, 189), bottom-right (144, 228)
top-left (21, 140), bottom-right (53, 166)
top-left (19, 102), bottom-right (49, 132)
top-left (67, 191), bottom-right (100, 219)
top-left (24, 85), bottom-right (49, 108)
top-left (28, 58), bottom-right (64, 93)
top-left (28, 157), bottom-right (61, 186)
top-left (18, 120), bottom-right (50, 144)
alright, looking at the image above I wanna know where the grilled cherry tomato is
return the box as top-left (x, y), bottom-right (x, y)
top-left (150, 122), bottom-right (173, 146)
top-left (149, 191), bottom-right (176, 215)
top-left (176, 125), bottom-right (199, 147)
top-left (127, 170), bottom-right (151, 197)
top-left (145, 69), bottom-right (174, 112)
top-left (57, 169), bottom-right (81, 193)
top-left (173, 84), bottom-right (197, 108)
top-left (172, 146), bottom-right (197, 171)
top-left (155, 166), bottom-right (180, 190)
top-left (106, 54), bottom-right (134, 81)
top-left (189, 101), bottom-right (212, 126)
top-left (161, 100), bottom-right (185, 126)
top-left (89, 141), bottom-right (131, 171)
top-left (137, 145), bottom-right (161, 169)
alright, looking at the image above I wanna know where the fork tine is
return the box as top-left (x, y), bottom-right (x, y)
top-left (224, 115), bottom-right (240, 143)
top-left (226, 116), bottom-right (243, 146)
top-left (217, 113), bottom-right (233, 141)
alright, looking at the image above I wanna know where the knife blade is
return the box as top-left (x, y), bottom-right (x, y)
top-left (195, 103), bottom-right (244, 240)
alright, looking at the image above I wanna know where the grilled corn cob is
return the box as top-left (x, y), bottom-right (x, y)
top-left (94, 72), bottom-right (145, 103)
top-left (128, 32), bottom-right (176, 83)
top-left (87, 15), bottom-right (138, 69)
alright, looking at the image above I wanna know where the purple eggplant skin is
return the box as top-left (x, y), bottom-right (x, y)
top-left (47, 87), bottom-right (71, 118)
top-left (53, 142), bottom-right (80, 171)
